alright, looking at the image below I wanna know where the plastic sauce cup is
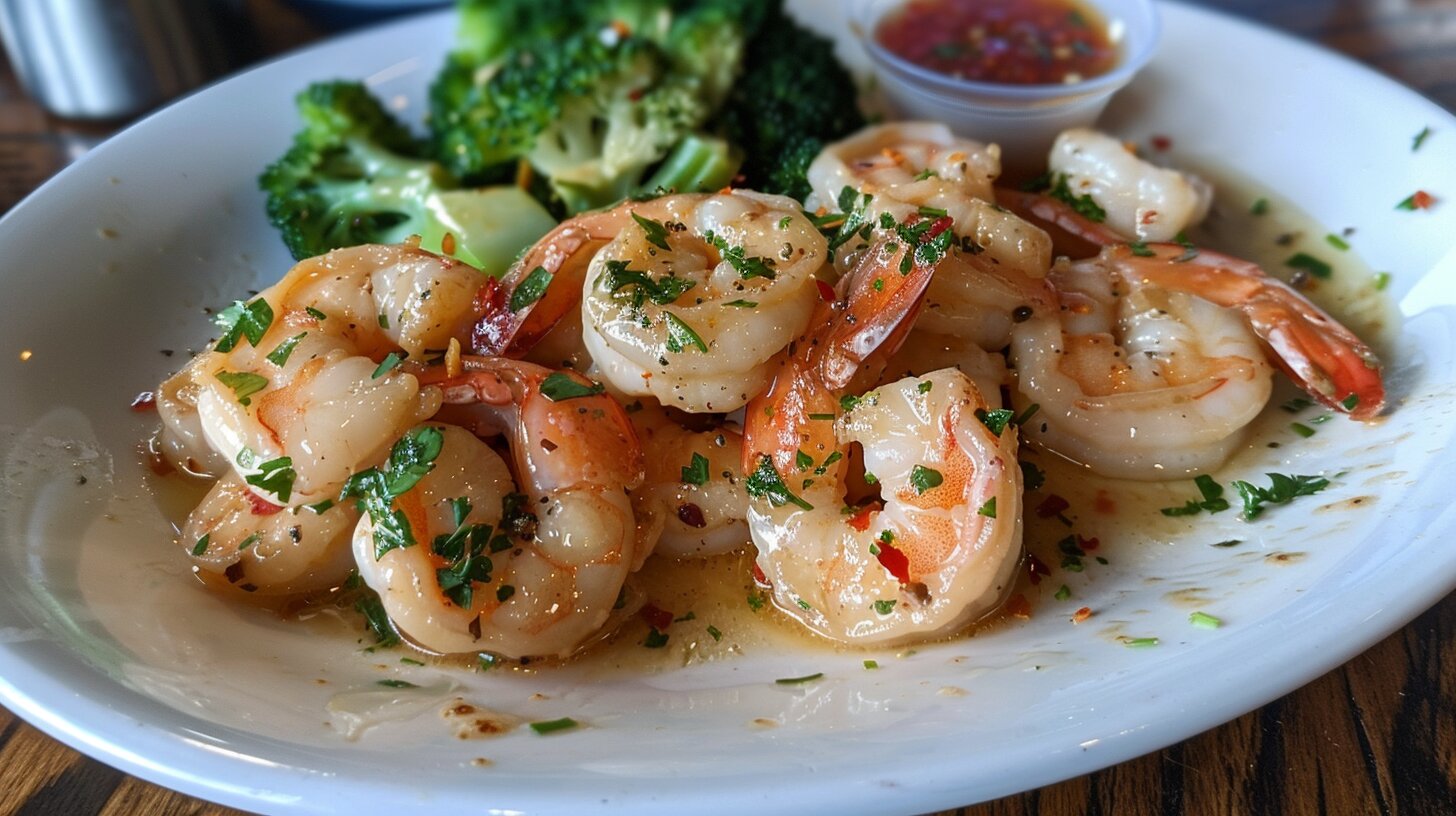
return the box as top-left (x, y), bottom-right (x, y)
top-left (853, 0), bottom-right (1161, 175)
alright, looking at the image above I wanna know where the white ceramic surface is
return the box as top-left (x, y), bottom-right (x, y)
top-left (1, 3), bottom-right (1454, 814)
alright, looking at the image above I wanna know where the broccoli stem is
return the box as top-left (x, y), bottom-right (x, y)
top-left (640, 135), bottom-right (742, 196)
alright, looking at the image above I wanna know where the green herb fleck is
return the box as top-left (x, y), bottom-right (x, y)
top-left (372, 351), bottom-right (406, 379)
top-left (706, 625), bottom-right (723, 642)
top-left (723, 299), bottom-right (758, 308)
top-left (1123, 637), bottom-right (1159, 648)
top-left (631, 211), bottom-right (672, 250)
top-left (746, 455), bottom-right (814, 511)
top-left (376, 679), bottom-right (417, 689)
top-left (872, 599), bottom-right (896, 615)
top-left (1325, 233), bottom-right (1350, 251)
top-left (539, 372), bottom-right (606, 402)
top-left (1231, 472), bottom-right (1331, 519)
top-left (909, 465), bottom-right (943, 494)
top-left (192, 534), bottom-right (210, 556)
top-left (213, 298), bottom-right (273, 353)
top-left (681, 452), bottom-right (710, 486)
top-left (1054, 584), bottom-right (1071, 601)
top-left (1189, 611), bottom-right (1222, 629)
top-left (977, 497), bottom-right (997, 518)
top-left (509, 266), bottom-right (553, 312)
top-left (265, 333), bottom-right (307, 367)
top-left (1128, 241), bottom-right (1156, 258)
top-left (245, 455), bottom-right (297, 503)
top-left (664, 312), bottom-right (708, 354)
top-left (775, 672), bottom-right (823, 685)
top-left (529, 717), bottom-right (579, 735)
top-left (863, 659), bottom-right (879, 669)
top-left (215, 370), bottom-right (268, 406)
top-left (643, 627), bottom-right (669, 648)
top-left (1413, 126), bottom-right (1432, 152)
top-left (305, 306), bottom-right (327, 321)
top-left (1290, 422), bottom-right (1316, 438)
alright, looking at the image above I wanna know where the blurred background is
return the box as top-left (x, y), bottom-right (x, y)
top-left (0, 0), bottom-right (1453, 213)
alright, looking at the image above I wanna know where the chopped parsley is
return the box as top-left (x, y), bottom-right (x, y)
top-left (664, 312), bottom-right (708, 353)
top-left (1249, 198), bottom-right (1269, 216)
top-left (1127, 241), bottom-right (1156, 258)
top-left (1160, 474), bottom-right (1230, 517)
top-left (1290, 422), bottom-right (1316, 438)
top-left (706, 625), bottom-right (723, 642)
top-left (1325, 233), bottom-right (1350, 251)
top-left (1231, 472), bottom-right (1331, 519)
top-left (747, 592), bottom-right (766, 612)
top-left (1019, 460), bottom-right (1046, 492)
top-left (863, 659), bottom-right (879, 669)
top-left (529, 717), bottom-right (580, 735)
top-left (372, 351), bottom-right (406, 379)
top-left (1372, 272), bottom-right (1391, 291)
top-left (977, 497), bottom-right (997, 518)
top-left (631, 211), bottom-right (672, 250)
top-left (976, 408), bottom-right (1015, 435)
top-left (1340, 393), bottom-right (1361, 412)
top-left (723, 299), bottom-right (758, 308)
top-left (1054, 584), bottom-right (1071, 601)
top-left (376, 679), bottom-right (418, 689)
top-left (354, 591), bottom-right (399, 647)
top-left (917, 381), bottom-right (932, 394)
top-left (1122, 637), bottom-right (1159, 648)
top-left (600, 260), bottom-right (695, 307)
top-left (827, 186), bottom-right (874, 252)
top-left (191, 534), bottom-right (210, 556)
top-left (746, 456), bottom-right (814, 511)
top-left (775, 672), bottom-right (823, 685)
top-left (539, 372), bottom-right (605, 402)
top-left (1048, 174), bottom-right (1106, 222)
top-left (909, 465), bottom-right (943, 494)
top-left (1413, 126), bottom-right (1432, 152)
top-left (215, 370), bottom-right (268, 406)
top-left (339, 426), bottom-right (445, 559)
top-left (213, 298), bottom-right (273, 352)
top-left (1286, 252), bottom-right (1332, 280)
top-left (872, 599), bottom-right (896, 615)
top-left (643, 628), bottom-right (669, 648)
top-left (305, 306), bottom-right (327, 321)
top-left (245, 455), bottom-right (297, 503)
top-left (681, 452), bottom-right (710, 486)
top-left (265, 332), bottom-right (307, 367)
top-left (509, 266), bottom-right (553, 312)
top-left (705, 231), bottom-right (777, 280)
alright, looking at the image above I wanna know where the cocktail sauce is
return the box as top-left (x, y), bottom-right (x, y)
top-left (875, 0), bottom-right (1120, 86)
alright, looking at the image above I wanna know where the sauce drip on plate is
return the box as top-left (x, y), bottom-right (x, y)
top-left (875, 0), bottom-right (1120, 86)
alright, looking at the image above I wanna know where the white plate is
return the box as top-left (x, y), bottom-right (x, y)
top-left (1, 2), bottom-right (1454, 814)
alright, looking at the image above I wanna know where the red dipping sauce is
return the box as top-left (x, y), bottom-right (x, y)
top-left (875, 0), bottom-right (1120, 86)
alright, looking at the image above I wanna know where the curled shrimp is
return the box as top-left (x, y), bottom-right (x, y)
top-left (173, 244), bottom-right (486, 506)
top-left (1010, 244), bottom-right (1384, 479)
top-left (355, 361), bottom-right (645, 659)
top-left (628, 401), bottom-right (749, 559)
top-left (996, 128), bottom-right (1212, 257)
top-left (742, 236), bottom-right (1022, 646)
top-left (183, 473), bottom-right (360, 598)
top-left (579, 191), bottom-right (827, 413)
top-left (806, 122), bottom-right (1053, 282)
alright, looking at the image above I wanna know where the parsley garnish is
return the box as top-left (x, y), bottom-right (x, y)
top-left (1250, 198), bottom-right (1269, 216)
top-left (372, 351), bottom-right (406, 379)
top-left (747, 592), bottom-right (766, 611)
top-left (976, 408), bottom-right (1015, 435)
top-left (600, 259), bottom-right (696, 307)
top-left (539, 372), bottom-right (605, 402)
top-left (1325, 233), bottom-right (1350, 251)
top-left (872, 599), bottom-right (896, 615)
top-left (215, 370), bottom-right (268, 406)
top-left (631, 211), bottom-right (672, 250)
top-left (265, 332), bottom-right (307, 367)
top-left (1286, 253), bottom-right (1332, 280)
top-left (977, 497), bottom-right (997, 518)
top-left (340, 426), bottom-right (445, 559)
top-left (723, 299), bottom-right (758, 308)
top-left (775, 672), bottom-right (823, 685)
top-left (1231, 473), bottom-right (1331, 519)
top-left (305, 306), bottom-right (327, 321)
top-left (705, 232), bottom-right (777, 280)
top-left (664, 313), bottom-right (707, 353)
top-left (354, 591), bottom-right (399, 647)
top-left (1020, 460), bottom-right (1046, 492)
top-left (827, 186), bottom-right (874, 252)
top-left (377, 679), bottom-right (417, 689)
top-left (913, 168), bottom-right (937, 181)
top-left (1160, 474), bottom-right (1230, 517)
top-left (1413, 126), bottom-right (1432, 152)
top-left (1049, 174), bottom-right (1106, 222)
top-left (192, 534), bottom-right (210, 556)
top-left (245, 455), bottom-right (297, 503)
top-left (1340, 394), bottom-right (1360, 412)
top-left (1189, 611), bottom-right (1222, 629)
top-left (529, 717), bottom-right (580, 735)
top-left (746, 455), bottom-right (814, 511)
top-left (909, 465), bottom-right (943, 494)
top-left (1054, 584), bottom-right (1071, 601)
top-left (1127, 241), bottom-right (1156, 257)
top-left (214, 298), bottom-right (273, 353)
top-left (681, 452), bottom-right (710, 486)
top-left (706, 624), bottom-right (723, 642)
top-left (643, 628), bottom-right (669, 648)
top-left (510, 266), bottom-right (553, 312)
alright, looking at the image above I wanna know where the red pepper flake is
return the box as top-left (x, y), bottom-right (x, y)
top-left (1400, 190), bottom-right (1436, 211)
top-left (1005, 593), bottom-right (1032, 619)
top-left (925, 215), bottom-right (954, 239)
top-left (1026, 553), bottom-right (1052, 585)
top-left (1093, 491), bottom-right (1116, 515)
top-left (875, 541), bottom-right (911, 584)
top-left (751, 562), bottom-right (769, 586)
top-left (638, 603), bottom-right (674, 631)
top-left (1150, 135), bottom-right (1172, 151)
top-left (1035, 494), bottom-right (1070, 518)
top-left (1077, 535), bottom-right (1100, 552)
top-left (676, 502), bottom-right (707, 528)
top-left (816, 280), bottom-right (836, 303)
top-left (1071, 606), bottom-right (1093, 624)
top-left (246, 491), bottom-right (284, 516)
top-left (130, 391), bottom-right (157, 412)
top-left (846, 505), bottom-right (874, 532)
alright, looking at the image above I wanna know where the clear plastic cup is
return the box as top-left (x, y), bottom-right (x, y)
top-left (854, 0), bottom-right (1161, 176)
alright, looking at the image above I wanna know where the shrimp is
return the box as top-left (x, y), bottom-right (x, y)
top-left (996, 128), bottom-right (1212, 256)
top-left (1009, 244), bottom-right (1385, 479)
top-left (356, 361), bottom-right (645, 659)
top-left (806, 122), bottom-right (1053, 282)
top-left (177, 244), bottom-right (483, 505)
top-left (628, 401), bottom-right (749, 559)
top-left (579, 191), bottom-right (827, 413)
top-left (742, 236), bottom-right (1022, 646)
top-left (183, 474), bottom-right (360, 598)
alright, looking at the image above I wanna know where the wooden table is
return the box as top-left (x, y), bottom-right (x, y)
top-left (0, 1), bottom-right (1452, 813)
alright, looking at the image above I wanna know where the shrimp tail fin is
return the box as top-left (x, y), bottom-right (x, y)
top-left (994, 186), bottom-right (1124, 259)
top-left (817, 241), bottom-right (937, 389)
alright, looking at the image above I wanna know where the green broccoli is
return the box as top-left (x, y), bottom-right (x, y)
top-left (259, 81), bottom-right (555, 270)
top-left (717, 7), bottom-right (866, 201)
top-left (430, 1), bottom-right (765, 214)
top-left (260, 81), bottom-right (457, 260)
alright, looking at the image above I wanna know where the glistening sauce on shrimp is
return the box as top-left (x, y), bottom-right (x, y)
top-left (875, 0), bottom-right (1121, 86)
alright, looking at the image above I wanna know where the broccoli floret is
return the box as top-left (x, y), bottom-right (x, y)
top-left (717, 7), bottom-right (865, 201)
top-left (430, 1), bottom-right (764, 214)
top-left (261, 81), bottom-right (459, 260)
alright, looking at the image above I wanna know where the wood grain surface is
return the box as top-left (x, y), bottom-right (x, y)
top-left (0, 1), bottom-right (1452, 814)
